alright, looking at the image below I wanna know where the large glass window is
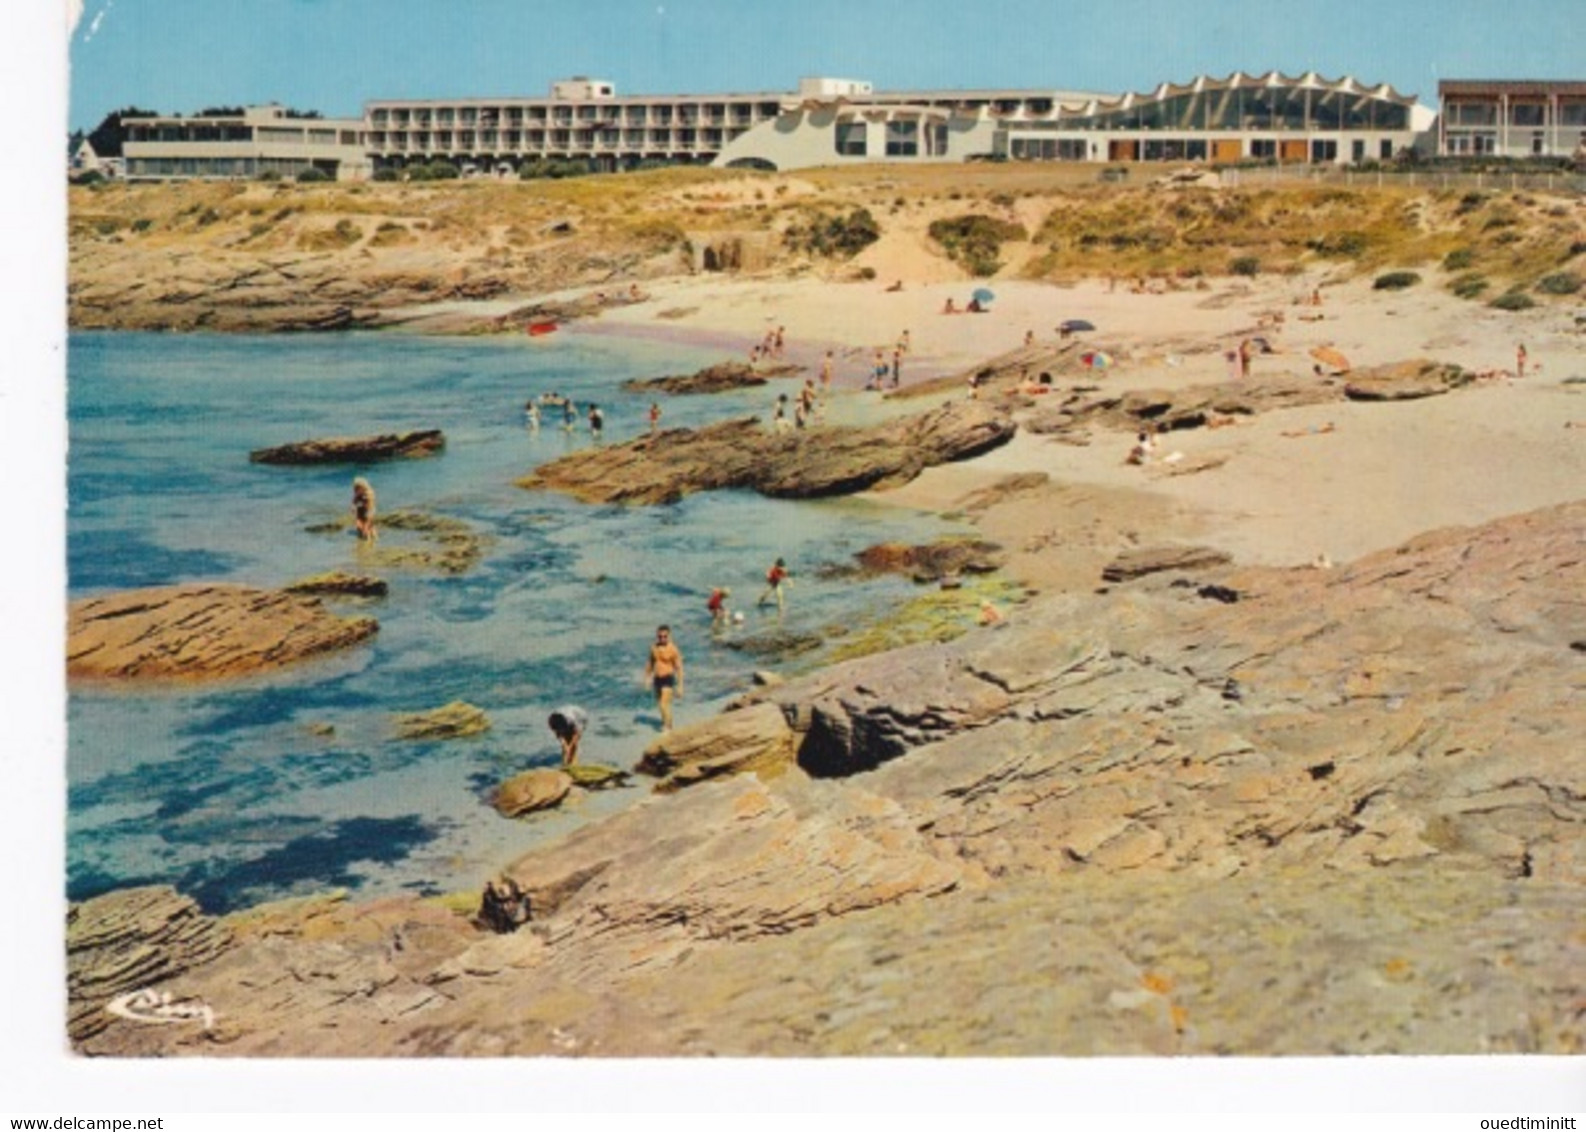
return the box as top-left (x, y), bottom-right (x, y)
top-left (1510, 103), bottom-right (1544, 126)
top-left (885, 120), bottom-right (918, 156)
top-left (1448, 101), bottom-right (1497, 126)
top-left (1559, 100), bottom-right (1586, 126)
top-left (835, 121), bottom-right (867, 156)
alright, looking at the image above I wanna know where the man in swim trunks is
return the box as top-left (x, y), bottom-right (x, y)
top-left (644, 625), bottom-right (683, 731)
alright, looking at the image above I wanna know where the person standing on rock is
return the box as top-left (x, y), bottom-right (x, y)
top-left (644, 625), bottom-right (684, 732)
top-left (547, 705), bottom-right (588, 766)
top-left (648, 401), bottom-right (662, 434)
top-left (351, 477), bottom-right (377, 542)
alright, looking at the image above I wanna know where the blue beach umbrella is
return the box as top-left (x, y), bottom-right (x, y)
top-left (972, 287), bottom-right (996, 304)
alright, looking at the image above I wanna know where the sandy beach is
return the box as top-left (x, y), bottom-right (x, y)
top-left (586, 270), bottom-right (1586, 581)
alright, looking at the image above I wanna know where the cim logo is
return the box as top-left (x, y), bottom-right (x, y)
top-left (104, 987), bottom-right (215, 1030)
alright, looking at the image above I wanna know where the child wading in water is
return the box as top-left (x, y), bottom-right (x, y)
top-left (351, 477), bottom-right (377, 541)
top-left (757, 557), bottom-right (792, 611)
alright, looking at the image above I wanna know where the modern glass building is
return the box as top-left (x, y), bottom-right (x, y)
top-left (716, 72), bottom-right (1436, 171)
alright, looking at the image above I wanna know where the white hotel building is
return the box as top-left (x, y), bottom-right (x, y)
top-left (363, 73), bottom-right (1436, 175)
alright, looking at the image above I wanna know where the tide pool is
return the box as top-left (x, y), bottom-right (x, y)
top-left (67, 329), bottom-right (957, 912)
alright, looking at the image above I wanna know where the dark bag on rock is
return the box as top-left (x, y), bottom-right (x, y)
top-left (478, 877), bottom-right (532, 933)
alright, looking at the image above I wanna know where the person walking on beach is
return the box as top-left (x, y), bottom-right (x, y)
top-left (820, 350), bottom-right (834, 395)
top-left (890, 347), bottom-right (902, 389)
top-left (757, 557), bottom-right (792, 611)
top-left (1237, 338), bottom-right (1254, 379)
top-left (643, 625), bottom-right (683, 732)
top-left (547, 705), bottom-right (588, 767)
top-left (351, 477), bottom-right (377, 542)
top-left (1517, 343), bottom-right (1528, 379)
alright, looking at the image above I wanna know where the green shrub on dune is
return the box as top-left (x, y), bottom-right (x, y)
top-left (1373, 271), bottom-right (1422, 291)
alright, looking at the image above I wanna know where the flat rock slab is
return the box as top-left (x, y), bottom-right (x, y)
top-left (1101, 545), bottom-right (1233, 583)
top-left (519, 401), bottom-right (1015, 505)
top-left (249, 430), bottom-right (445, 465)
top-left (493, 769), bottom-right (573, 817)
top-left (394, 701), bottom-right (491, 741)
top-left (1344, 359), bottom-right (1471, 401)
top-left (637, 700), bottom-right (797, 791)
top-left (848, 538), bottom-right (1005, 583)
top-left (283, 572), bottom-right (389, 597)
top-left (68, 584), bottom-right (378, 681)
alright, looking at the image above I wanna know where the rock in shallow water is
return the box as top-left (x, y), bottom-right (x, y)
top-left (518, 401), bottom-right (1016, 505)
top-left (249, 429), bottom-right (445, 465)
top-left (394, 701), bottom-right (491, 741)
top-left (493, 768), bottom-right (573, 817)
top-left (67, 584), bottom-right (378, 681)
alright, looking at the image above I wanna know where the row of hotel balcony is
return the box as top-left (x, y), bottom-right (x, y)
top-left (369, 105), bottom-right (780, 129)
top-left (368, 129), bottom-right (750, 152)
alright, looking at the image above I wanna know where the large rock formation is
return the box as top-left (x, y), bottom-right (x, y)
top-left (68, 887), bottom-right (234, 1043)
top-left (65, 502), bottom-right (1586, 1057)
top-left (623, 360), bottom-right (802, 394)
top-left (1343, 359), bottom-right (1471, 401)
top-left (636, 701), bottom-right (798, 791)
top-left (249, 430), bottom-right (445, 465)
top-left (518, 401), bottom-right (1017, 505)
top-left (67, 584), bottom-right (378, 681)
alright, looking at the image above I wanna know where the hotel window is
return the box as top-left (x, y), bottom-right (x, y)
top-left (1509, 103), bottom-right (1544, 126)
top-left (834, 121), bottom-right (867, 156)
top-left (1249, 139), bottom-right (1276, 158)
top-left (1560, 100), bottom-right (1586, 126)
top-left (1449, 102), bottom-right (1497, 126)
top-left (1310, 138), bottom-right (1338, 163)
top-left (885, 120), bottom-right (919, 157)
top-left (1381, 139), bottom-right (1395, 159)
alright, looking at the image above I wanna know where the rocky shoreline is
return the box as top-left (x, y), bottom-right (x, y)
top-left (66, 496), bottom-right (1586, 1055)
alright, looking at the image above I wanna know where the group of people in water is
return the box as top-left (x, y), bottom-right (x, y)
top-left (523, 391), bottom-right (608, 438)
top-left (546, 555), bottom-right (793, 771)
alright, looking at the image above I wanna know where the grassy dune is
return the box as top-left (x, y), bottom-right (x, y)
top-left (68, 164), bottom-right (1585, 331)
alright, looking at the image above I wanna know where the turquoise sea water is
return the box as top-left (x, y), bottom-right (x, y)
top-left (67, 329), bottom-right (954, 912)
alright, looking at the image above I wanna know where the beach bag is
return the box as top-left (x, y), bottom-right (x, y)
top-left (478, 877), bottom-right (532, 933)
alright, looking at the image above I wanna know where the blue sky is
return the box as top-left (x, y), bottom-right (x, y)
top-left (67, 0), bottom-right (1586, 131)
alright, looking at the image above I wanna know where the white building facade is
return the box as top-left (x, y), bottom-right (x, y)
top-left (718, 72), bottom-right (1436, 171)
top-left (1438, 80), bottom-right (1586, 159)
top-left (121, 105), bottom-right (370, 181)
